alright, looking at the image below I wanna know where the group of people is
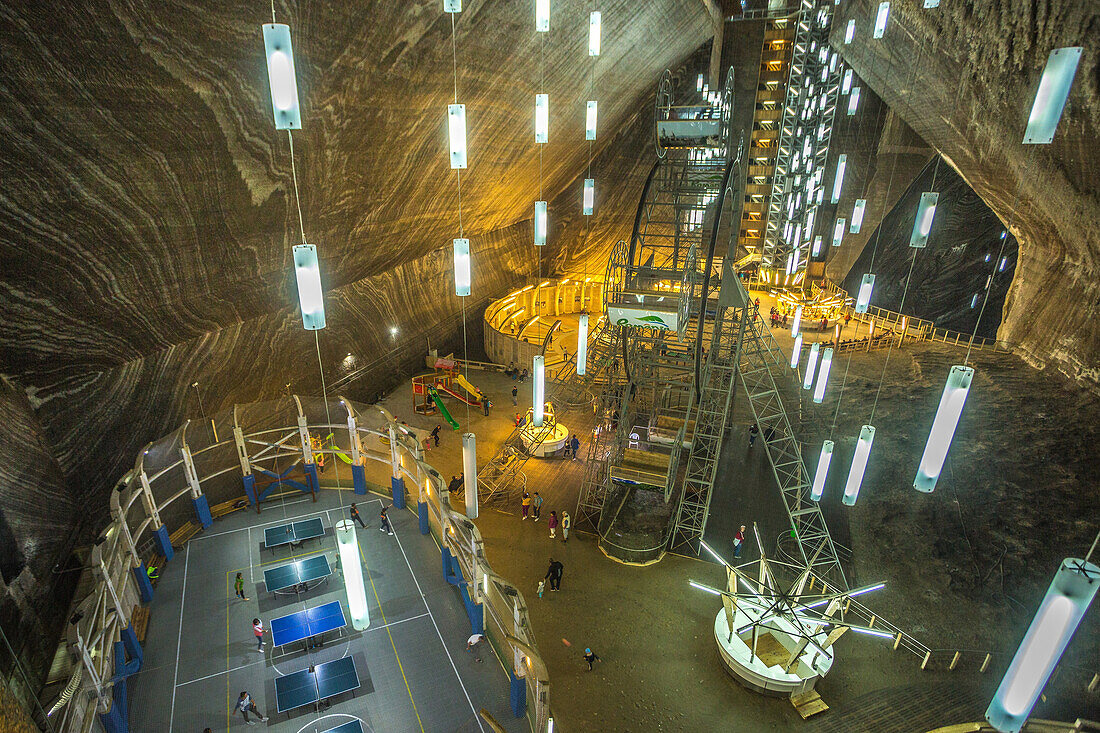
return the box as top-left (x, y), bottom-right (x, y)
top-left (504, 361), bottom-right (530, 382)
top-left (767, 305), bottom-right (837, 332)
top-left (521, 491), bottom-right (571, 541)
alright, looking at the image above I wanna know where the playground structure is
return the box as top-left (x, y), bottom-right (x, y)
top-left (411, 357), bottom-right (487, 429)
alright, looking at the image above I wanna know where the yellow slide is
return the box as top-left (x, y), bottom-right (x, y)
top-left (452, 373), bottom-right (483, 401)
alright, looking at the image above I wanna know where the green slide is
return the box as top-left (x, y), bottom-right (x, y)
top-left (430, 387), bottom-right (460, 431)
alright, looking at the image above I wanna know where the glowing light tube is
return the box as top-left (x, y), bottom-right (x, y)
top-left (791, 306), bottom-right (803, 337)
top-left (842, 69), bottom-right (853, 94)
top-left (831, 154), bottom-right (846, 204)
top-left (813, 347), bottom-right (833, 404)
top-left (910, 192), bottom-right (938, 248)
top-left (924, 0), bottom-right (940, 6)
top-left (844, 19), bottom-right (855, 44)
top-left (1023, 47), bottom-right (1083, 144)
top-left (583, 178), bottom-right (594, 215)
top-left (453, 238), bottom-right (471, 296)
top-left (586, 101), bottom-right (598, 140)
top-left (848, 87), bottom-right (860, 115)
top-left (534, 201), bottom-right (548, 246)
top-left (854, 273), bottom-right (874, 314)
top-left (810, 440), bottom-right (834, 502)
top-left (335, 520), bottom-right (370, 630)
top-left (444, 0), bottom-right (461, 12)
top-left (832, 217), bottom-right (846, 247)
top-left (536, 0), bottom-right (550, 32)
top-left (589, 11), bottom-right (601, 56)
top-left (986, 557), bottom-right (1099, 733)
top-left (803, 342), bottom-right (820, 390)
top-left (462, 433), bottom-right (479, 519)
top-left (448, 104), bottom-right (467, 169)
top-left (535, 94), bottom-right (549, 143)
top-left (262, 24), bottom-right (301, 130)
top-left (790, 333), bottom-right (803, 369)
top-left (577, 313), bottom-right (589, 376)
top-left (873, 2), bottom-right (890, 39)
top-left (812, 236), bottom-right (823, 257)
top-left (850, 199), bottom-right (866, 233)
top-left (842, 425), bottom-right (875, 506)
top-left (532, 356), bottom-right (545, 426)
top-left (914, 365), bottom-right (973, 492)
top-left (292, 244), bottom-right (325, 330)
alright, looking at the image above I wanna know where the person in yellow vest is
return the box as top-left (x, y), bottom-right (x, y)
top-left (521, 492), bottom-right (532, 520)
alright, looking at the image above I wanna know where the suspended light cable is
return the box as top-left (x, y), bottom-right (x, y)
top-left (447, 6), bottom-right (472, 426)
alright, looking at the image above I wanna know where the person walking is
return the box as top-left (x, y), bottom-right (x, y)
top-left (544, 558), bottom-right (564, 591)
top-left (748, 423), bottom-right (759, 447)
top-left (763, 425), bottom-right (775, 443)
top-left (734, 525), bottom-right (746, 559)
top-left (252, 618), bottom-right (265, 652)
top-left (583, 648), bottom-right (601, 671)
top-left (511, 385), bottom-right (518, 405)
top-left (548, 511), bottom-right (558, 539)
top-left (466, 632), bottom-right (485, 663)
top-left (521, 492), bottom-right (532, 520)
top-left (532, 492), bottom-right (543, 521)
top-left (561, 512), bottom-right (571, 542)
top-left (380, 505), bottom-right (393, 535)
top-left (431, 425), bottom-right (441, 447)
top-left (236, 691), bottom-right (268, 725)
top-left (350, 503), bottom-right (366, 529)
top-left (234, 572), bottom-right (249, 601)
top-left (569, 434), bottom-right (581, 460)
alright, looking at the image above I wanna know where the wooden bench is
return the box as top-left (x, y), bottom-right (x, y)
top-left (210, 496), bottom-right (248, 519)
top-left (168, 521), bottom-right (200, 547)
top-left (790, 689), bottom-right (828, 719)
top-left (622, 448), bottom-right (671, 473)
top-left (130, 605), bottom-right (150, 642)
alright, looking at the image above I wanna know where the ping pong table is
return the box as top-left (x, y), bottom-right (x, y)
top-left (263, 554), bottom-right (332, 595)
top-left (270, 600), bottom-right (347, 651)
top-left (264, 517), bottom-right (325, 551)
top-left (320, 720), bottom-right (364, 733)
top-left (274, 656), bottom-right (360, 715)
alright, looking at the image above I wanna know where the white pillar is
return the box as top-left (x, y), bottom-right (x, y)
top-left (463, 433), bottom-right (479, 519)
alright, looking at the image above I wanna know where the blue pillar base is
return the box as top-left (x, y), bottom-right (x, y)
top-left (242, 474), bottom-right (257, 508)
top-left (98, 700), bottom-right (127, 733)
top-left (418, 501), bottom-right (429, 535)
top-left (442, 547), bottom-right (453, 583)
top-left (153, 525), bottom-right (174, 562)
top-left (509, 670), bottom-right (527, 718)
top-left (469, 601), bottom-right (484, 636)
top-left (133, 564), bottom-right (153, 603)
top-left (391, 476), bottom-right (406, 509)
top-left (192, 494), bottom-right (213, 529)
top-left (120, 626), bottom-right (142, 670)
top-left (352, 464), bottom-right (367, 494)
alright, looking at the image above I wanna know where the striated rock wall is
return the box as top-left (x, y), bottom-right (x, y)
top-left (832, 0), bottom-right (1100, 389)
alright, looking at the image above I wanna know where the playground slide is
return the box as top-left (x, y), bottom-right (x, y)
top-left (429, 388), bottom-right (461, 430)
top-left (452, 374), bottom-right (484, 402)
top-left (437, 385), bottom-right (480, 406)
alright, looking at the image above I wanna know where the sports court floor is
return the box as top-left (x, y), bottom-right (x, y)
top-left (128, 489), bottom-right (522, 732)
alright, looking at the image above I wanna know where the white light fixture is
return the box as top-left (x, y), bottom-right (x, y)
top-left (843, 425), bottom-right (875, 506)
top-left (586, 101), bottom-right (598, 140)
top-left (262, 24), bottom-right (302, 130)
top-left (583, 178), bottom-right (594, 215)
top-left (812, 235), bottom-right (823, 257)
top-left (924, 0), bottom-right (939, 6)
top-left (971, 293), bottom-right (979, 308)
top-left (532, 355), bottom-right (545, 426)
top-left (462, 433), bottom-right (479, 519)
top-left (292, 244), bottom-right (325, 330)
top-left (335, 519), bottom-right (370, 630)
top-left (803, 342), bottom-right (820, 389)
top-left (448, 104), bottom-right (467, 169)
top-left (453, 238), bottom-right (471, 296)
top-left (534, 201), bottom-right (548, 245)
top-left (1023, 47), bottom-right (1082, 144)
top-left (850, 199), bottom-right (866, 233)
top-left (832, 217), bottom-right (846, 247)
top-left (855, 273), bottom-right (875, 314)
top-left (910, 192), bottom-right (939, 248)
top-left (873, 2), bottom-right (890, 39)
top-left (444, 0), bottom-right (461, 11)
top-left (999, 256), bottom-right (1008, 272)
top-left (535, 0), bottom-right (550, 32)
top-left (790, 333), bottom-right (803, 369)
top-left (792, 305), bottom-right (803, 337)
top-left (914, 365), bottom-right (973, 492)
top-left (576, 313), bottom-right (589, 376)
top-left (534, 94), bottom-right (549, 143)
top-left (813, 347), bottom-right (833, 404)
top-left (811, 440), bottom-right (834, 501)
top-left (831, 154), bottom-right (846, 204)
top-left (589, 11), bottom-right (601, 56)
top-left (842, 69), bottom-right (853, 95)
top-left (848, 87), bottom-right (860, 115)
top-left (986, 557), bottom-right (1099, 732)
top-left (844, 19), bottom-right (855, 44)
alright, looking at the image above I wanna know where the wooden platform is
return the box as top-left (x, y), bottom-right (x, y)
top-left (791, 689), bottom-right (829, 719)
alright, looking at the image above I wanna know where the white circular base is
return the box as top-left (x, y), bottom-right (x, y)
top-left (521, 422), bottom-right (569, 457)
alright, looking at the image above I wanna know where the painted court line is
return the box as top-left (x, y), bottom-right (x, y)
top-left (168, 543), bottom-right (190, 733)
top-left (188, 499), bottom-right (317, 540)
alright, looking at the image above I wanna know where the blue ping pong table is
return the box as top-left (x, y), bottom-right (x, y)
top-left (264, 517), bottom-right (326, 551)
top-left (274, 656), bottom-right (360, 715)
top-left (270, 600), bottom-right (347, 651)
top-left (320, 720), bottom-right (364, 733)
top-left (263, 554), bottom-right (332, 595)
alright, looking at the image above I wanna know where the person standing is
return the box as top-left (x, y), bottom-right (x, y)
top-left (544, 558), bottom-right (563, 591)
top-left (548, 511), bottom-right (558, 539)
top-left (380, 505), bottom-right (393, 535)
top-left (561, 512), bottom-right (571, 542)
top-left (480, 392), bottom-right (490, 416)
top-left (521, 492), bottom-right (531, 520)
top-left (583, 648), bottom-right (601, 671)
top-left (431, 425), bottom-right (441, 447)
top-left (236, 691), bottom-right (268, 725)
top-left (234, 572), bottom-right (249, 601)
top-left (252, 618), bottom-right (265, 652)
top-left (763, 425), bottom-right (775, 443)
top-left (448, 474), bottom-right (464, 495)
top-left (569, 434), bottom-right (581, 460)
top-left (350, 503), bottom-right (366, 529)
top-left (748, 423), bottom-right (758, 447)
top-left (532, 492), bottom-right (543, 521)
top-left (466, 632), bottom-right (485, 663)
top-left (734, 525), bottom-right (746, 559)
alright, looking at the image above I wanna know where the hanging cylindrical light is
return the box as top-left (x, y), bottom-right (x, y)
top-left (262, 24), bottom-right (302, 130)
top-left (830, 154), bottom-right (847, 203)
top-left (444, 0), bottom-right (461, 11)
top-left (844, 18), bottom-right (855, 44)
top-left (534, 201), bottom-right (548, 246)
top-left (532, 355), bottom-right (545, 426)
top-left (453, 238), bottom-right (471, 296)
top-left (791, 306), bottom-right (803, 337)
top-left (850, 199), bottom-right (866, 233)
top-left (914, 365), bottom-right (973, 492)
top-left (873, 1), bottom-right (890, 39)
top-left (335, 520), bottom-right (370, 630)
top-left (842, 425), bottom-right (875, 506)
top-left (803, 342), bottom-right (820, 390)
top-left (910, 192), bottom-right (939, 248)
top-left (813, 347), bottom-right (833, 404)
top-left (841, 68), bottom-right (853, 94)
top-left (847, 87), bottom-right (860, 115)
top-left (462, 433), bottom-right (479, 519)
top-left (535, 0), bottom-right (550, 32)
top-left (854, 273), bottom-right (875, 313)
top-left (1023, 47), bottom-right (1082, 144)
top-left (534, 94), bottom-right (549, 143)
top-left (832, 217), bottom-right (846, 247)
top-left (811, 235), bottom-right (823, 257)
top-left (292, 244), bottom-right (326, 330)
top-left (577, 313), bottom-right (589, 376)
top-left (986, 557), bottom-right (1099, 733)
top-left (583, 178), bottom-right (595, 215)
top-left (448, 104), bottom-right (467, 169)
top-left (589, 11), bottom-right (601, 55)
top-left (810, 440), bottom-right (834, 502)
top-left (586, 101), bottom-right (598, 141)
top-left (790, 333), bottom-right (803, 369)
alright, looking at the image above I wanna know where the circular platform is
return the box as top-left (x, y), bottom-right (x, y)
top-left (520, 421), bottom-right (569, 456)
